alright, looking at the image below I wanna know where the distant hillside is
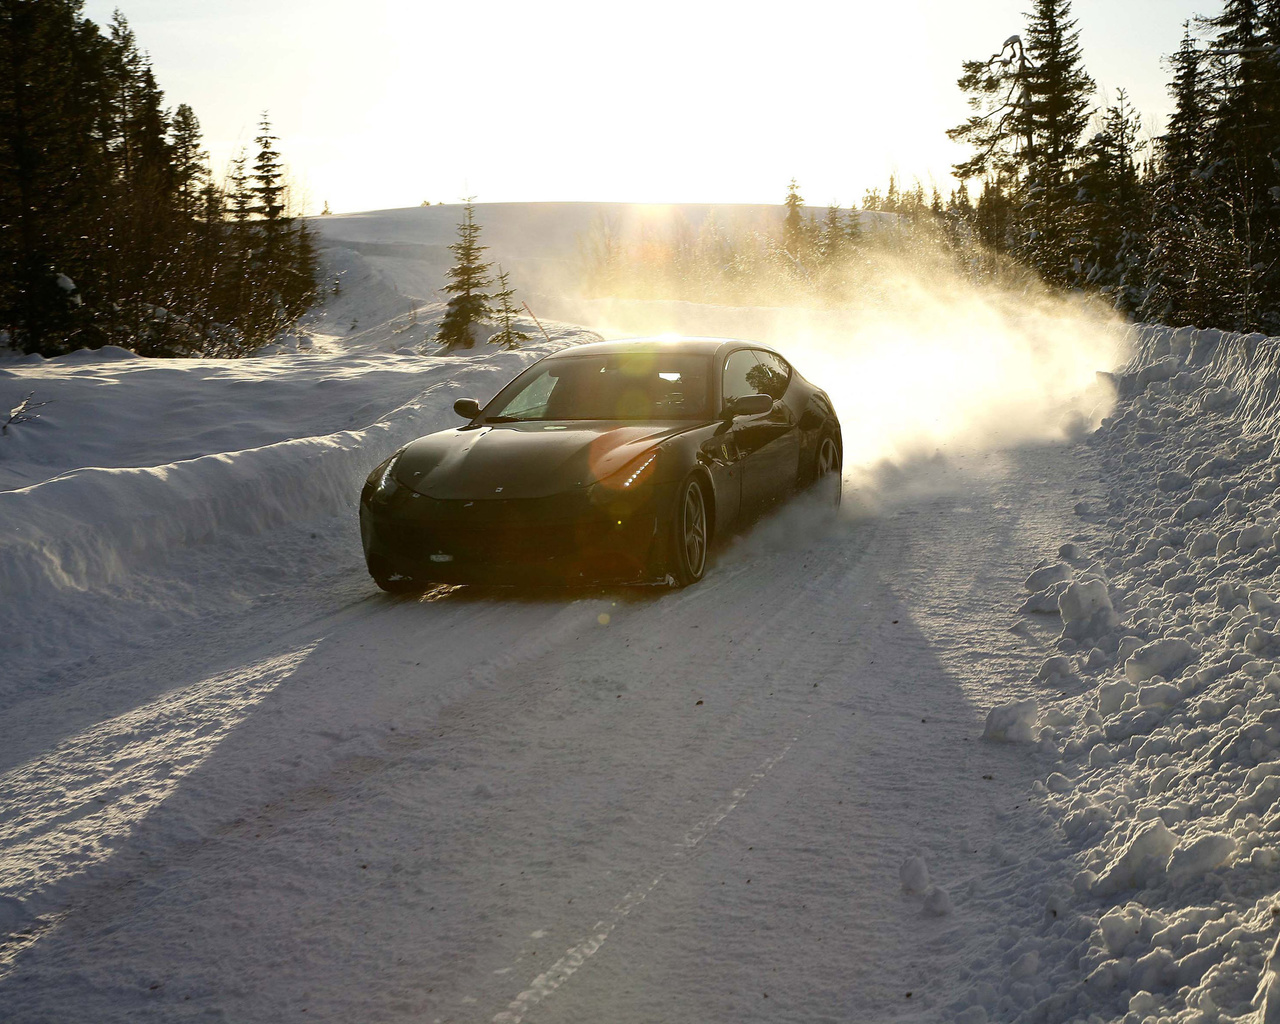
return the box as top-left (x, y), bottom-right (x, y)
top-left (310, 202), bottom-right (889, 301)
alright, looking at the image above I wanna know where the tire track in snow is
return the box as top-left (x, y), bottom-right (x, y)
top-left (0, 643), bottom-right (315, 975)
top-left (490, 734), bottom-right (800, 1024)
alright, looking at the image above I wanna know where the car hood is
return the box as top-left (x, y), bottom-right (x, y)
top-left (393, 421), bottom-right (693, 500)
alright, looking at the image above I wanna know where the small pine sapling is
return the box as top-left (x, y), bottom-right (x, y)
top-left (489, 267), bottom-right (528, 350)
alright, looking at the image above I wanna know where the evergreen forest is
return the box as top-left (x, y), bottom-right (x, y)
top-left (582, 0), bottom-right (1280, 337)
top-left (0, 0), bottom-right (318, 358)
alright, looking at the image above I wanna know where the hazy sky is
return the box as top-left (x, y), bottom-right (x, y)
top-left (82, 0), bottom-right (1209, 215)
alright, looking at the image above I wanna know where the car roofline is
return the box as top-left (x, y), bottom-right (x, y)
top-left (542, 337), bottom-right (781, 361)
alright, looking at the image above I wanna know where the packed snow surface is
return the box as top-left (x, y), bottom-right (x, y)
top-left (5, 205), bottom-right (1280, 1023)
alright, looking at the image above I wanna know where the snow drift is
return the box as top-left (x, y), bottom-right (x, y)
top-left (975, 319), bottom-right (1280, 1024)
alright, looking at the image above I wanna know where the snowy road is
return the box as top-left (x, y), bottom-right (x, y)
top-left (0, 441), bottom-right (1099, 1023)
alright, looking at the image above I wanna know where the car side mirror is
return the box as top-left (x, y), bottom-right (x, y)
top-left (453, 398), bottom-right (481, 420)
top-left (723, 394), bottom-right (773, 419)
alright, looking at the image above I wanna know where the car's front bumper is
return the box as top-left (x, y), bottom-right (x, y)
top-left (359, 484), bottom-right (675, 586)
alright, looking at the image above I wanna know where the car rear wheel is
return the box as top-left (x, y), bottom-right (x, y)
top-left (671, 476), bottom-right (709, 587)
top-left (816, 435), bottom-right (842, 507)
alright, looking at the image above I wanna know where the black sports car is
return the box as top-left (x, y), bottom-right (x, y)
top-left (359, 337), bottom-right (841, 591)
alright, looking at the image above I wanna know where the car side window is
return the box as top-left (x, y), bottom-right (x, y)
top-left (722, 350), bottom-right (760, 406)
top-left (501, 368), bottom-right (557, 419)
top-left (747, 351), bottom-right (790, 400)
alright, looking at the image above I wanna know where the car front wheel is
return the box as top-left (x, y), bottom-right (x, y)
top-left (816, 435), bottom-right (842, 507)
top-left (671, 476), bottom-right (709, 587)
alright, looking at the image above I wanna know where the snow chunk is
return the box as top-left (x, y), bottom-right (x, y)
top-left (1138, 681), bottom-right (1181, 709)
top-left (1025, 563), bottom-right (1070, 591)
top-left (1138, 356), bottom-right (1180, 385)
top-left (1125, 638), bottom-right (1196, 684)
top-left (1099, 679), bottom-right (1136, 717)
top-left (1058, 579), bottom-right (1118, 634)
top-left (1020, 580), bottom-right (1071, 614)
top-left (1251, 590), bottom-right (1280, 614)
top-left (1176, 498), bottom-right (1213, 521)
top-left (1239, 523), bottom-right (1272, 553)
top-left (1166, 833), bottom-right (1236, 885)
top-left (900, 856), bottom-right (930, 893)
top-left (923, 886), bottom-right (952, 916)
top-left (1092, 820), bottom-right (1176, 895)
top-left (1189, 531), bottom-right (1220, 557)
top-left (1006, 949), bottom-right (1038, 980)
top-left (1130, 947), bottom-right (1174, 992)
top-left (1100, 905), bottom-right (1145, 956)
top-left (983, 698), bottom-right (1039, 743)
top-left (1037, 655), bottom-right (1075, 681)
top-left (1200, 385), bottom-right (1237, 412)
top-left (1219, 582), bottom-right (1251, 610)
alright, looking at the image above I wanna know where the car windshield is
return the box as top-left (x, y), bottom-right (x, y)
top-left (484, 353), bottom-right (712, 421)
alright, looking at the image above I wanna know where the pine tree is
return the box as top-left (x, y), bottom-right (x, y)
top-left (252, 114), bottom-right (286, 224)
top-left (0, 0), bottom-right (113, 351)
top-left (489, 266), bottom-right (527, 350)
top-left (948, 34), bottom-right (1035, 181)
top-left (820, 204), bottom-right (845, 262)
top-left (884, 175), bottom-right (901, 213)
top-left (1196, 0), bottom-right (1280, 330)
top-left (1074, 89), bottom-right (1148, 309)
top-left (1019, 1), bottom-right (1094, 192)
top-left (0, 7), bottom-right (317, 356)
top-left (1142, 27), bottom-right (1220, 327)
top-left (949, 1), bottom-right (1094, 284)
top-left (973, 178), bottom-right (1019, 255)
top-left (104, 10), bottom-right (176, 337)
top-left (1018, 0), bottom-right (1096, 283)
top-left (1162, 24), bottom-right (1207, 176)
top-left (436, 199), bottom-right (493, 351)
top-left (844, 205), bottom-right (864, 255)
top-left (169, 104), bottom-right (206, 219)
top-left (782, 179), bottom-right (805, 261)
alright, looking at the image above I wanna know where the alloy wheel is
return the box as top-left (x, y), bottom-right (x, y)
top-left (683, 481), bottom-right (707, 579)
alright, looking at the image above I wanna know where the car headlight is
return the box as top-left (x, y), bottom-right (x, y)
top-left (369, 449), bottom-right (405, 499)
top-left (589, 450), bottom-right (659, 508)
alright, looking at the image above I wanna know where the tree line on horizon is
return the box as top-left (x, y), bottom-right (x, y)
top-left (582, 0), bottom-right (1280, 336)
top-left (0, 1), bottom-right (319, 358)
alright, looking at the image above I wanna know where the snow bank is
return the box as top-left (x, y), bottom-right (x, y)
top-left (986, 321), bottom-right (1280, 1024)
top-left (0, 247), bottom-right (598, 682)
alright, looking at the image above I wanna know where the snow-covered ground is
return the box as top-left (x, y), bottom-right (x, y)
top-left (2, 205), bottom-right (1278, 1023)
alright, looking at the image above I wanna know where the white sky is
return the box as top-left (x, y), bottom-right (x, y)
top-left (82, 0), bottom-right (1209, 215)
